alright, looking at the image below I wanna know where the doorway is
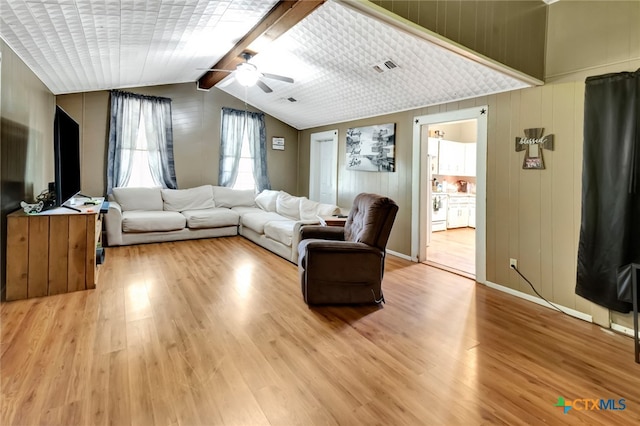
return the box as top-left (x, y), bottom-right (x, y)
top-left (426, 120), bottom-right (477, 276)
top-left (411, 106), bottom-right (488, 284)
top-left (309, 129), bottom-right (338, 204)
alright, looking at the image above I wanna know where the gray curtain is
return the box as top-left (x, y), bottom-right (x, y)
top-left (219, 107), bottom-right (271, 191)
top-left (107, 90), bottom-right (177, 193)
top-left (248, 110), bottom-right (271, 192)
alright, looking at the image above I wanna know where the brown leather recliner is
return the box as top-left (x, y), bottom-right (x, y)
top-left (297, 193), bottom-right (399, 305)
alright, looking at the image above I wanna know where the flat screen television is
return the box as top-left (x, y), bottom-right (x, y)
top-left (53, 106), bottom-right (81, 207)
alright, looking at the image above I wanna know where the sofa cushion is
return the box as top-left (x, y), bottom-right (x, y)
top-left (299, 198), bottom-right (341, 221)
top-left (318, 203), bottom-right (341, 216)
top-left (162, 185), bottom-right (214, 212)
top-left (255, 189), bottom-right (279, 212)
top-left (276, 191), bottom-right (301, 220)
top-left (213, 186), bottom-right (256, 208)
top-left (182, 208), bottom-right (240, 229)
top-left (299, 198), bottom-right (320, 221)
top-left (231, 206), bottom-right (264, 216)
top-left (122, 211), bottom-right (185, 232)
top-left (241, 211), bottom-right (290, 234)
top-left (264, 220), bottom-right (296, 247)
top-left (112, 187), bottom-right (163, 211)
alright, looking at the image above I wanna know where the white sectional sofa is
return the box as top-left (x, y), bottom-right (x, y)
top-left (104, 185), bottom-right (341, 263)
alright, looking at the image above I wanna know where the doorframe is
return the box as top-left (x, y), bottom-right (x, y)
top-left (309, 129), bottom-right (338, 204)
top-left (411, 106), bottom-right (488, 284)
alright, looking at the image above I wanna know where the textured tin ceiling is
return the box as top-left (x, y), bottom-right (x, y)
top-left (0, 0), bottom-right (278, 93)
top-left (0, 0), bottom-right (536, 130)
top-left (222, 0), bottom-right (532, 129)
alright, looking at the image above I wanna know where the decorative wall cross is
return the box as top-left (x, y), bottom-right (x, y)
top-left (515, 128), bottom-right (554, 169)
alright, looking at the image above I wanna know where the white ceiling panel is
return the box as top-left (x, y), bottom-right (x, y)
top-left (0, 0), bottom-right (537, 130)
top-left (0, 0), bottom-right (279, 93)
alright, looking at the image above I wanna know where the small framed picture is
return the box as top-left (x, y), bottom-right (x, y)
top-left (523, 149), bottom-right (545, 169)
top-left (272, 137), bottom-right (285, 150)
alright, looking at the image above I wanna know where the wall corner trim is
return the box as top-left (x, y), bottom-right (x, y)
top-left (387, 249), bottom-right (414, 262)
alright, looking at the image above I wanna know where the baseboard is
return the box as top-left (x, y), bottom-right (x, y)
top-left (483, 280), bottom-right (593, 323)
top-left (387, 250), bottom-right (414, 262)
top-left (611, 323), bottom-right (640, 338)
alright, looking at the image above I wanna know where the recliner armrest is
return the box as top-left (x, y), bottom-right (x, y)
top-left (299, 225), bottom-right (345, 241)
top-left (302, 240), bottom-right (378, 254)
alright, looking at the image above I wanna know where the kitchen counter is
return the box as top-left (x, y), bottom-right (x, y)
top-left (433, 192), bottom-right (475, 197)
top-left (430, 193), bottom-right (476, 230)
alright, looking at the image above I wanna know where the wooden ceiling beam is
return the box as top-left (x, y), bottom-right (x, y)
top-left (197, 0), bottom-right (325, 90)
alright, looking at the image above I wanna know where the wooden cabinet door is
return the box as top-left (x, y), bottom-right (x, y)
top-left (6, 209), bottom-right (100, 300)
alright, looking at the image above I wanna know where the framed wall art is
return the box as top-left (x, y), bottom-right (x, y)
top-left (346, 123), bottom-right (395, 172)
top-left (272, 137), bottom-right (285, 150)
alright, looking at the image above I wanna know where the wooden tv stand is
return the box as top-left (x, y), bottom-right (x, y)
top-left (5, 198), bottom-right (105, 301)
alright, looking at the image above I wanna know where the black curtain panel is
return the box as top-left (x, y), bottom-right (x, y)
top-left (576, 69), bottom-right (640, 313)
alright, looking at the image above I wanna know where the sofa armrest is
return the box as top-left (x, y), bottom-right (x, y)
top-left (299, 225), bottom-right (345, 242)
top-left (104, 201), bottom-right (123, 246)
top-left (287, 220), bottom-right (321, 263)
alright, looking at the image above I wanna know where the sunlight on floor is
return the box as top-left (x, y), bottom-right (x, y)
top-left (126, 281), bottom-right (151, 312)
top-left (427, 227), bottom-right (475, 276)
top-left (234, 263), bottom-right (254, 298)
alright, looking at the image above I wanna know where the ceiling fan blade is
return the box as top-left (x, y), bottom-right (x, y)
top-left (261, 72), bottom-right (294, 84)
top-left (256, 79), bottom-right (273, 93)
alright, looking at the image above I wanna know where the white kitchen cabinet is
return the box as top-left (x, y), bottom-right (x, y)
top-left (437, 140), bottom-right (476, 177)
top-left (447, 195), bottom-right (469, 228)
top-left (464, 143), bottom-right (476, 177)
top-left (468, 196), bottom-right (476, 228)
top-left (438, 140), bottom-right (465, 175)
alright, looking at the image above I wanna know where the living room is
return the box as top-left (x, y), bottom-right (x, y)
top-left (2, 1), bottom-right (640, 424)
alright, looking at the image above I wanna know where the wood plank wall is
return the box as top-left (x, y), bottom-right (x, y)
top-left (0, 39), bottom-right (56, 299)
top-left (371, 0), bottom-right (547, 80)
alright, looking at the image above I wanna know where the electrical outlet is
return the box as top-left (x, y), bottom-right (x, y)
top-left (509, 258), bottom-right (518, 269)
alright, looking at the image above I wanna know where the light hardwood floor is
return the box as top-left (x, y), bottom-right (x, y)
top-left (427, 227), bottom-right (475, 276)
top-left (2, 236), bottom-right (639, 425)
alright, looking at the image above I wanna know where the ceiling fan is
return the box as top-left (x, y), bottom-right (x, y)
top-left (202, 52), bottom-right (294, 93)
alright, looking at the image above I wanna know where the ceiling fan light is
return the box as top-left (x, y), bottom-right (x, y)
top-left (236, 63), bottom-right (259, 87)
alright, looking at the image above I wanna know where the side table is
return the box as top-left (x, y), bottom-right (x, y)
top-left (318, 215), bottom-right (347, 227)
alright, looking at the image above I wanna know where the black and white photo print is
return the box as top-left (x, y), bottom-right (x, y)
top-left (346, 123), bottom-right (395, 172)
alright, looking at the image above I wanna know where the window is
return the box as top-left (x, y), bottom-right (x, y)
top-left (107, 90), bottom-right (177, 193)
top-left (124, 116), bottom-right (157, 188)
top-left (233, 132), bottom-right (256, 190)
top-left (219, 107), bottom-right (271, 192)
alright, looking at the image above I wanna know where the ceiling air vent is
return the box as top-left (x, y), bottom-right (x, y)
top-left (372, 59), bottom-right (399, 73)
